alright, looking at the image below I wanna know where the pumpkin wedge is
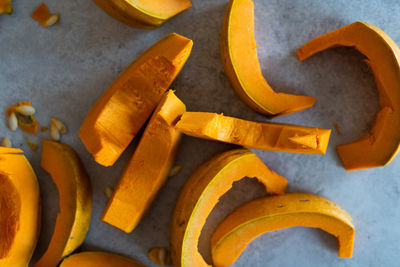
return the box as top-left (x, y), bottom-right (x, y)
top-left (79, 33), bottom-right (193, 167)
top-left (211, 193), bottom-right (355, 266)
top-left (93, 0), bottom-right (191, 29)
top-left (102, 90), bottom-right (185, 233)
top-left (170, 148), bottom-right (287, 267)
top-left (34, 141), bottom-right (92, 267)
top-left (0, 147), bottom-right (40, 267)
top-left (60, 252), bottom-right (146, 267)
top-left (175, 112), bottom-right (331, 154)
top-left (298, 21), bottom-right (400, 170)
top-left (221, 0), bottom-right (316, 117)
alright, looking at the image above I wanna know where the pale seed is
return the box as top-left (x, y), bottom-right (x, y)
top-left (14, 105), bottom-right (36, 116)
top-left (51, 118), bottom-right (67, 134)
top-left (148, 247), bottom-right (171, 265)
top-left (8, 112), bottom-right (18, 131)
top-left (42, 13), bottom-right (59, 27)
top-left (1, 138), bottom-right (12, 148)
top-left (50, 123), bottom-right (60, 141)
top-left (168, 165), bottom-right (182, 177)
top-left (105, 186), bottom-right (114, 198)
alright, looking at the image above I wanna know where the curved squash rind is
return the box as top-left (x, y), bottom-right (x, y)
top-left (211, 193), bottom-right (355, 267)
top-left (221, 0), bottom-right (316, 117)
top-left (297, 21), bottom-right (400, 170)
top-left (34, 141), bottom-right (92, 267)
top-left (0, 148), bottom-right (40, 267)
top-left (170, 149), bottom-right (287, 267)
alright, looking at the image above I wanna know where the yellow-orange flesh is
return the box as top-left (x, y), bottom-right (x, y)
top-left (170, 149), bottom-right (287, 267)
top-left (102, 90), bottom-right (185, 233)
top-left (34, 141), bottom-right (92, 267)
top-left (211, 193), bottom-right (355, 267)
top-left (221, 0), bottom-right (316, 117)
top-left (60, 251), bottom-right (147, 267)
top-left (298, 21), bottom-right (400, 170)
top-left (93, 0), bottom-right (191, 29)
top-left (79, 33), bottom-right (193, 167)
top-left (175, 112), bottom-right (331, 154)
top-left (0, 0), bottom-right (12, 14)
top-left (0, 147), bottom-right (40, 267)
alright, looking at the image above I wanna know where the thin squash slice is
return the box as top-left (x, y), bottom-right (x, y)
top-left (79, 33), bottom-right (193, 167)
top-left (0, 147), bottom-right (40, 267)
top-left (221, 0), bottom-right (316, 117)
top-left (102, 90), bottom-right (185, 233)
top-left (60, 252), bottom-right (146, 267)
top-left (34, 141), bottom-right (92, 267)
top-left (298, 21), bottom-right (400, 170)
top-left (170, 148), bottom-right (287, 267)
top-left (93, 0), bottom-right (191, 29)
top-left (211, 193), bottom-right (355, 267)
top-left (175, 112), bottom-right (331, 154)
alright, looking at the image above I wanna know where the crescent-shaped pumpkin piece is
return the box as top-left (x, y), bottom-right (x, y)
top-left (170, 148), bottom-right (288, 267)
top-left (211, 193), bottom-right (355, 267)
top-left (297, 21), bottom-right (400, 170)
top-left (93, 0), bottom-right (191, 29)
top-left (34, 141), bottom-right (92, 267)
top-left (60, 252), bottom-right (146, 267)
top-left (0, 147), bottom-right (40, 267)
top-left (221, 0), bottom-right (316, 117)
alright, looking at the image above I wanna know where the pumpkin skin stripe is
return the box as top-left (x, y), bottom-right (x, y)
top-left (221, 0), bottom-right (316, 117)
top-left (170, 148), bottom-right (287, 267)
top-left (297, 21), bottom-right (400, 170)
top-left (210, 193), bottom-right (355, 267)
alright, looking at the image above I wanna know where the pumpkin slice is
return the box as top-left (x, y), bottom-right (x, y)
top-left (221, 0), bottom-right (316, 117)
top-left (170, 148), bottom-right (287, 267)
top-left (211, 193), bottom-right (355, 266)
top-left (297, 21), bottom-right (400, 170)
top-left (60, 252), bottom-right (146, 267)
top-left (93, 0), bottom-right (191, 29)
top-left (34, 141), bottom-right (92, 267)
top-left (0, 147), bottom-right (40, 267)
top-left (79, 33), bottom-right (193, 167)
top-left (0, 0), bottom-right (12, 14)
top-left (102, 90), bottom-right (185, 233)
top-left (175, 112), bottom-right (331, 154)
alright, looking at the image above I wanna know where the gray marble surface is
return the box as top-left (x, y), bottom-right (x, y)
top-left (1, 0), bottom-right (399, 266)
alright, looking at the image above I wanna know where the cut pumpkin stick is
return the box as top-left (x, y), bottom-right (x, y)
top-left (102, 90), bottom-right (185, 233)
top-left (211, 193), bottom-right (355, 267)
top-left (170, 148), bottom-right (287, 267)
top-left (79, 33), bottom-right (193, 167)
top-left (175, 112), bottom-right (331, 154)
top-left (297, 21), bottom-right (400, 171)
top-left (60, 252), bottom-right (146, 267)
top-left (93, 0), bottom-right (192, 29)
top-left (221, 0), bottom-right (316, 117)
top-left (0, 147), bottom-right (40, 267)
top-left (34, 141), bottom-right (92, 267)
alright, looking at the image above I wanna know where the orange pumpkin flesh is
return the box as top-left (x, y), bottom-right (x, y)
top-left (0, 148), bottom-right (40, 267)
top-left (102, 90), bottom-right (185, 233)
top-left (170, 149), bottom-right (287, 267)
top-left (297, 21), bottom-right (400, 170)
top-left (34, 141), bottom-right (92, 267)
top-left (79, 33), bottom-right (193, 167)
top-left (60, 252), bottom-right (146, 267)
top-left (93, 0), bottom-right (191, 29)
top-left (211, 193), bottom-right (355, 267)
top-left (175, 112), bottom-right (331, 154)
top-left (0, 0), bottom-right (12, 14)
top-left (221, 0), bottom-right (316, 117)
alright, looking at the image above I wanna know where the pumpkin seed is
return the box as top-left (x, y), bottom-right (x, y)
top-left (8, 112), bottom-right (18, 131)
top-left (168, 165), bottom-right (182, 177)
top-left (148, 247), bottom-right (171, 265)
top-left (1, 138), bottom-right (12, 148)
top-left (14, 105), bottom-right (36, 116)
top-left (50, 123), bottom-right (60, 141)
top-left (51, 118), bottom-right (67, 134)
top-left (42, 13), bottom-right (59, 27)
top-left (105, 186), bottom-right (114, 199)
